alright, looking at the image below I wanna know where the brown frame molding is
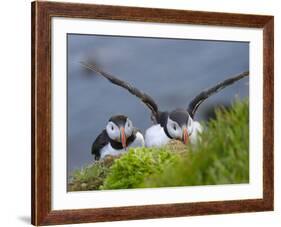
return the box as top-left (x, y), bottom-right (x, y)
top-left (31, 1), bottom-right (274, 226)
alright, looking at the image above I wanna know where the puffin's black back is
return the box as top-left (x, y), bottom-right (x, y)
top-left (91, 130), bottom-right (110, 160)
top-left (158, 111), bottom-right (168, 128)
top-left (158, 111), bottom-right (173, 139)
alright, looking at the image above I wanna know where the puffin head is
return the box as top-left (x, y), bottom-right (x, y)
top-left (163, 109), bottom-right (194, 144)
top-left (106, 115), bottom-right (133, 149)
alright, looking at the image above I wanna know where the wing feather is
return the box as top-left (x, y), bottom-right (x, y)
top-left (81, 62), bottom-right (159, 122)
top-left (187, 71), bottom-right (249, 118)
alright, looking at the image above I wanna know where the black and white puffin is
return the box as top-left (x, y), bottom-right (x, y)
top-left (82, 62), bottom-right (249, 147)
top-left (92, 115), bottom-right (145, 160)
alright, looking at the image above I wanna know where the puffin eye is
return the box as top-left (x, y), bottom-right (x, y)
top-left (173, 124), bottom-right (177, 131)
top-left (111, 125), bottom-right (114, 130)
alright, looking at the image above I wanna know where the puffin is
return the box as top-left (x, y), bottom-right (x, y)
top-left (82, 62), bottom-right (249, 147)
top-left (92, 115), bottom-right (145, 160)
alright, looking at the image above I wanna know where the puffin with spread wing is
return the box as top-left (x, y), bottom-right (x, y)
top-left (82, 62), bottom-right (249, 147)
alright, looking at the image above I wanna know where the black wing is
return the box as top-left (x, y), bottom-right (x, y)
top-left (91, 130), bottom-right (109, 160)
top-left (187, 71), bottom-right (249, 118)
top-left (80, 62), bottom-right (160, 122)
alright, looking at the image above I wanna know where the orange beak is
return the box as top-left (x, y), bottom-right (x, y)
top-left (182, 128), bottom-right (189, 145)
top-left (120, 127), bottom-right (127, 149)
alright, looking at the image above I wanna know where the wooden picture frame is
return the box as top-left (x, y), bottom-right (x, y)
top-left (31, 1), bottom-right (274, 226)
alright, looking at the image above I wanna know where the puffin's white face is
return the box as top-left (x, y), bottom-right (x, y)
top-left (124, 118), bottom-right (133, 137)
top-left (106, 121), bottom-right (120, 141)
top-left (166, 117), bottom-right (182, 139)
top-left (166, 116), bottom-right (194, 143)
top-left (106, 118), bottom-right (133, 142)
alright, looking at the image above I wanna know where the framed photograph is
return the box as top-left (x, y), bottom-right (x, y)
top-left (31, 1), bottom-right (274, 226)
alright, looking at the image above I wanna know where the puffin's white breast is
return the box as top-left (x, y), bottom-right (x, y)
top-left (130, 132), bottom-right (145, 147)
top-left (190, 121), bottom-right (203, 144)
top-left (99, 144), bottom-right (126, 159)
top-left (100, 132), bottom-right (145, 159)
top-left (145, 124), bottom-right (171, 147)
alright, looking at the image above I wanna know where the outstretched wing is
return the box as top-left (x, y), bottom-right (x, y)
top-left (187, 71), bottom-right (249, 118)
top-left (81, 62), bottom-right (160, 122)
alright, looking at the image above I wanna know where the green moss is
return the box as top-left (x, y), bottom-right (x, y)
top-left (68, 157), bottom-right (115, 191)
top-left (101, 147), bottom-right (180, 189)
